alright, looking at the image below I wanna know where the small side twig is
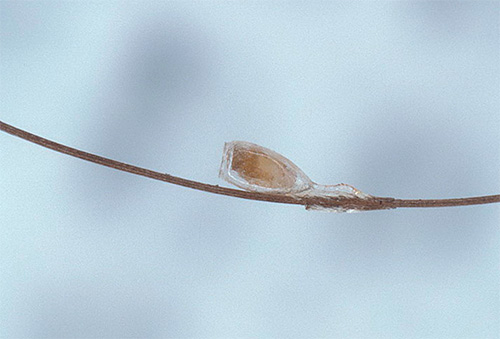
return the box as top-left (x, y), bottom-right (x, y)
top-left (1, 120), bottom-right (499, 211)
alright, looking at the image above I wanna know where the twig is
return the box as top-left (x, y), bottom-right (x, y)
top-left (1, 120), bottom-right (499, 211)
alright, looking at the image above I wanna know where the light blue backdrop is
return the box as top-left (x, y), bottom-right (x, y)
top-left (1, 2), bottom-right (499, 338)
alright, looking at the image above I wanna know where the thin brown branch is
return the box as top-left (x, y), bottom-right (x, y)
top-left (1, 120), bottom-right (499, 211)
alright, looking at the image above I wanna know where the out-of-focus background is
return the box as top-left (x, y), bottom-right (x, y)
top-left (1, 2), bottom-right (499, 338)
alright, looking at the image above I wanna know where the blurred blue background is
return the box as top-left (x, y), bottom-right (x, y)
top-left (1, 2), bottom-right (499, 338)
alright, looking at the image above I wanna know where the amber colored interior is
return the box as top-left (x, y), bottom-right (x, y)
top-left (231, 146), bottom-right (296, 189)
